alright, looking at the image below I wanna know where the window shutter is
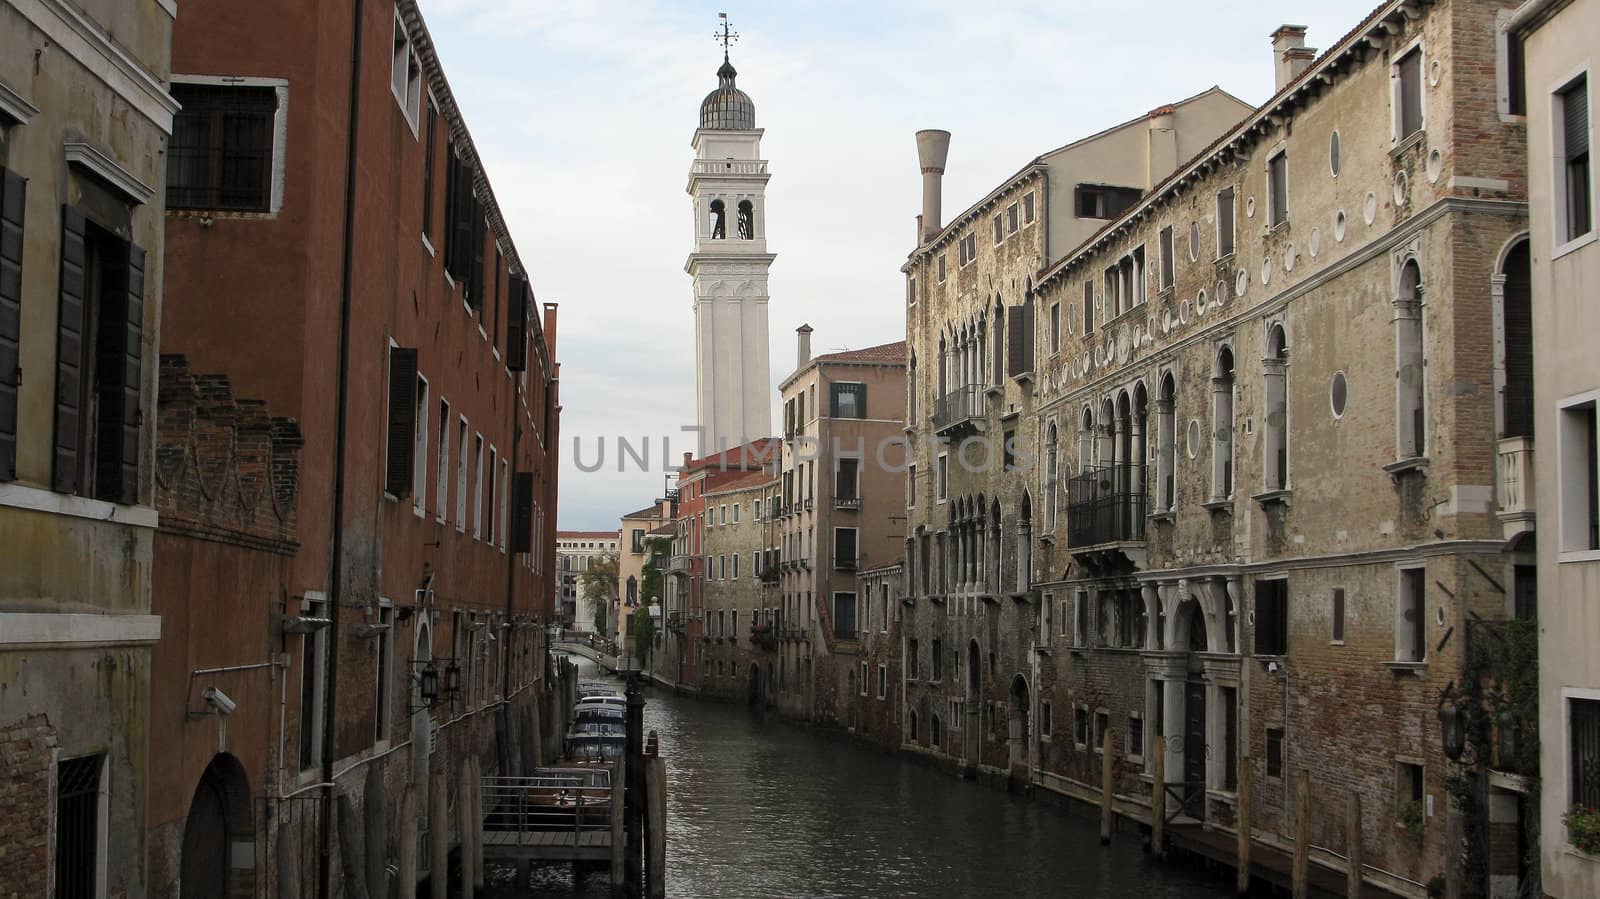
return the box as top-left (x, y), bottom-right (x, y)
top-left (468, 206), bottom-right (486, 310)
top-left (1567, 79), bottom-right (1589, 159)
top-left (857, 383), bottom-right (867, 419)
top-left (385, 346), bottom-right (418, 498)
top-left (510, 471), bottom-right (533, 552)
top-left (0, 169), bottom-right (24, 481)
top-left (1024, 297), bottom-right (1036, 372)
top-left (506, 277), bottom-right (528, 372)
top-left (53, 206), bottom-right (87, 494)
top-left (110, 244), bottom-right (145, 505)
top-left (1006, 307), bottom-right (1024, 378)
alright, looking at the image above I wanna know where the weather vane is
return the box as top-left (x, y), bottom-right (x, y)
top-left (714, 12), bottom-right (739, 60)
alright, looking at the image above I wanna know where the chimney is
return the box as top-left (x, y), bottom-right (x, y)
top-left (1271, 25), bottom-right (1316, 91)
top-left (915, 129), bottom-right (951, 244)
top-left (796, 323), bottom-right (813, 369)
top-left (1147, 105), bottom-right (1178, 185)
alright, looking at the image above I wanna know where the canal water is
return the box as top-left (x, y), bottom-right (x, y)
top-left (491, 659), bottom-right (1233, 898)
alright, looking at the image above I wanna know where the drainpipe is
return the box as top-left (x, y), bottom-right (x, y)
top-left (319, 0), bottom-right (365, 895)
top-left (499, 340), bottom-right (522, 765)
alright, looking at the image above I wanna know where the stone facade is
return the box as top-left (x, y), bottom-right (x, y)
top-left (698, 472), bottom-right (780, 704)
top-left (617, 499), bottom-right (675, 646)
top-left (557, 530), bottom-right (621, 632)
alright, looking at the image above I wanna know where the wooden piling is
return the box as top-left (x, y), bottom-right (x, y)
top-left (337, 791), bottom-right (372, 899)
top-left (610, 761), bottom-right (625, 895)
top-left (471, 757), bottom-right (484, 889)
top-left (458, 763), bottom-right (475, 899)
top-left (277, 822), bottom-right (300, 899)
top-left (646, 754), bottom-right (667, 899)
top-left (1292, 768), bottom-right (1309, 899)
top-left (398, 784), bottom-right (417, 899)
top-left (1347, 792), bottom-right (1363, 899)
top-left (1151, 738), bottom-right (1166, 860)
top-left (365, 765), bottom-right (387, 899)
top-left (1236, 758), bottom-right (1252, 895)
top-left (430, 772), bottom-right (448, 899)
top-left (1100, 726), bottom-right (1115, 845)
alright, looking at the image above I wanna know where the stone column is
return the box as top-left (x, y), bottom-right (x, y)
top-left (1141, 585), bottom-right (1161, 649)
top-left (1162, 678), bottom-right (1185, 785)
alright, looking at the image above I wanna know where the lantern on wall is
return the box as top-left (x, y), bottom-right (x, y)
top-left (1438, 700), bottom-right (1465, 761)
top-left (445, 659), bottom-right (463, 698)
top-left (419, 662), bottom-right (440, 706)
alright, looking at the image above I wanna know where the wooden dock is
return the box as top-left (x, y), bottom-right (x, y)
top-left (481, 828), bottom-right (614, 862)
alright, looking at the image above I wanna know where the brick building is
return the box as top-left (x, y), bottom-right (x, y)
top-left (150, 1), bottom-right (561, 894)
top-left (0, 1), bottom-right (174, 895)
top-left (698, 471), bottom-right (780, 704)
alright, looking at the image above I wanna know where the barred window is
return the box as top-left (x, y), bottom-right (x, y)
top-left (54, 754), bottom-right (105, 899)
top-left (167, 83), bottom-right (278, 212)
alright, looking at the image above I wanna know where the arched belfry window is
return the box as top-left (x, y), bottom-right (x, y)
top-left (1212, 347), bottom-right (1235, 499)
top-left (1500, 240), bottom-right (1533, 438)
top-left (737, 200), bottom-right (754, 239)
top-left (1395, 260), bottom-right (1425, 458)
top-left (1264, 326), bottom-right (1289, 490)
top-left (709, 199), bottom-right (726, 239)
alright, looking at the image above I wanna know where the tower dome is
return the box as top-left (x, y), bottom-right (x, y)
top-left (699, 57), bottom-right (756, 130)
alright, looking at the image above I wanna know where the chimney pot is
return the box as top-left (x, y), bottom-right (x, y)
top-left (1271, 25), bottom-right (1317, 91)
top-left (915, 130), bottom-right (951, 244)
top-left (796, 323), bottom-right (814, 369)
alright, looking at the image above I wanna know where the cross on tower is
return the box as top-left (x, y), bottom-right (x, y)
top-left (714, 12), bottom-right (739, 60)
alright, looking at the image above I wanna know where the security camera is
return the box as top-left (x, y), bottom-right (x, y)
top-left (203, 687), bottom-right (238, 716)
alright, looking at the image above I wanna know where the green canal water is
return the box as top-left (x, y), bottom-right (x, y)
top-left (488, 658), bottom-right (1234, 898)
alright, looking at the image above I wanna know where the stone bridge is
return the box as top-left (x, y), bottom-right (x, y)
top-left (551, 641), bottom-right (619, 672)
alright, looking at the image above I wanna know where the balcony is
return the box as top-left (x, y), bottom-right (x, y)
top-left (667, 554), bottom-right (692, 574)
top-left (1066, 465), bottom-right (1146, 562)
top-left (692, 158), bottom-right (769, 176)
top-left (934, 384), bottom-right (985, 437)
top-left (834, 495), bottom-right (861, 511)
top-left (1496, 436), bottom-right (1534, 539)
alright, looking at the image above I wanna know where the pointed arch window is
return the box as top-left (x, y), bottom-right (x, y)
top-left (1212, 347), bottom-right (1236, 499)
top-left (1395, 260), bottom-right (1426, 459)
top-left (1500, 241), bottom-right (1533, 438)
top-left (1263, 326), bottom-right (1289, 490)
top-left (736, 200), bottom-right (754, 239)
top-left (1045, 424), bottom-right (1060, 533)
top-left (1156, 373), bottom-right (1177, 511)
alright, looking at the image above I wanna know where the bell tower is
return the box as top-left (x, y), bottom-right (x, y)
top-left (686, 15), bottom-right (774, 457)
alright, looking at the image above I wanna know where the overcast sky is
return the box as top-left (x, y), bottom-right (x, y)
top-left (425, 0), bottom-right (1378, 531)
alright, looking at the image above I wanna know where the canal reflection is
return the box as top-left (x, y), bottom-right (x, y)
top-left (492, 659), bottom-right (1233, 898)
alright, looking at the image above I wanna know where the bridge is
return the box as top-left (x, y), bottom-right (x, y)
top-left (551, 640), bottom-right (619, 672)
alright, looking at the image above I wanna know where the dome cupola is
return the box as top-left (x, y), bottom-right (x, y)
top-left (699, 55), bottom-right (756, 130)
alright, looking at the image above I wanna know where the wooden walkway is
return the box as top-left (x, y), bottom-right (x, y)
top-left (481, 829), bottom-right (614, 862)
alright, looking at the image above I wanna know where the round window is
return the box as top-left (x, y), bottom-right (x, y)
top-left (1330, 371), bottom-right (1348, 419)
top-left (1187, 419), bottom-right (1202, 458)
top-left (1329, 130), bottom-right (1341, 177)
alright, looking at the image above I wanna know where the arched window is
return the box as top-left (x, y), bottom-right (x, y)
top-left (1212, 347), bottom-right (1236, 499)
top-left (1079, 407), bottom-right (1095, 472)
top-left (1045, 423), bottom-right (1059, 532)
top-left (937, 335), bottom-right (948, 399)
top-left (736, 200), bottom-right (754, 239)
top-left (1500, 240), bottom-right (1533, 438)
top-left (993, 298), bottom-right (1005, 386)
top-left (909, 708), bottom-right (919, 744)
top-left (907, 351), bottom-right (918, 423)
top-left (931, 713), bottom-right (943, 749)
top-left (990, 499), bottom-right (1003, 592)
top-left (1396, 260), bottom-right (1425, 458)
top-left (1157, 373), bottom-right (1177, 511)
top-left (1264, 326), bottom-right (1289, 489)
top-left (709, 199), bottom-right (726, 239)
top-left (1017, 492), bottom-right (1032, 592)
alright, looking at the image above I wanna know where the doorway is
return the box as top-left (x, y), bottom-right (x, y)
top-left (180, 754), bottom-right (255, 899)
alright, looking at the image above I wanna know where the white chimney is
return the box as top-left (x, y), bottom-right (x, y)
top-left (915, 130), bottom-right (951, 244)
top-left (796, 323), bottom-right (813, 369)
top-left (1271, 25), bottom-right (1317, 91)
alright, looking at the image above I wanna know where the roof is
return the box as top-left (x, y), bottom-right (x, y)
top-left (557, 530), bottom-right (620, 540)
top-left (699, 56), bottom-right (756, 130)
top-left (648, 523), bottom-right (676, 537)
top-left (814, 340), bottom-right (908, 365)
top-left (621, 502), bottom-right (667, 521)
top-left (683, 437), bottom-right (780, 474)
top-left (703, 470), bottom-right (777, 497)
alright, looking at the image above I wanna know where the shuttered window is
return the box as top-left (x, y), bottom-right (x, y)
top-left (0, 168), bottom-right (23, 481)
top-left (1217, 187), bottom-right (1236, 257)
top-left (1397, 48), bottom-right (1423, 139)
top-left (1254, 578), bottom-right (1289, 656)
top-left (505, 277), bottom-right (528, 372)
top-left (167, 83), bottom-right (277, 212)
top-left (443, 145), bottom-right (479, 284)
top-left (1573, 698), bottom-right (1600, 811)
top-left (1006, 297), bottom-right (1035, 376)
top-left (510, 471), bottom-right (534, 552)
top-left (53, 208), bottom-right (143, 504)
top-left (829, 382), bottom-right (866, 419)
top-left (1562, 76), bottom-right (1591, 240)
top-left (1268, 153), bottom-right (1289, 226)
top-left (384, 346), bottom-right (418, 497)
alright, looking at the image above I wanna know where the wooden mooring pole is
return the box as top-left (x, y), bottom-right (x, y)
top-left (430, 772), bottom-right (448, 899)
top-left (458, 762), bottom-right (475, 899)
top-left (1236, 759), bottom-right (1252, 895)
top-left (1347, 792), bottom-right (1363, 899)
top-left (1151, 738), bottom-right (1166, 861)
top-left (646, 754), bottom-right (667, 899)
top-left (1100, 726), bottom-right (1115, 845)
top-left (1292, 768), bottom-right (1310, 899)
top-left (398, 784), bottom-right (417, 899)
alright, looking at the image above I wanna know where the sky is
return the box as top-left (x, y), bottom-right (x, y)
top-left (423, 0), bottom-right (1380, 531)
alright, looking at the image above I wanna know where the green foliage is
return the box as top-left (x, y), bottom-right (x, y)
top-left (1564, 806), bottom-right (1600, 855)
top-left (631, 601), bottom-right (656, 668)
top-left (579, 551), bottom-right (619, 604)
top-left (1396, 799), bottom-right (1425, 845)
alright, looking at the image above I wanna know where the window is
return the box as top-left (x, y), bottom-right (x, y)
top-left (1006, 202), bottom-right (1020, 234)
top-left (411, 375), bottom-right (429, 513)
top-left (1558, 75), bottom-right (1592, 242)
top-left (878, 663), bottom-right (888, 699)
top-left (1074, 706), bottom-right (1090, 748)
top-left (907, 464), bottom-right (917, 508)
top-left (1082, 280), bottom-right (1094, 333)
top-left (1255, 578), bottom-right (1289, 656)
top-left (1075, 184), bottom-right (1141, 219)
top-left (631, 528), bottom-right (645, 553)
top-left (1023, 192), bottom-right (1036, 223)
top-left (909, 639), bottom-right (920, 679)
top-left (881, 584), bottom-right (890, 632)
top-left (167, 82), bottom-right (279, 212)
top-left (834, 527), bottom-right (858, 569)
top-left (1397, 567), bottom-right (1427, 663)
top-left (1041, 701), bottom-right (1053, 737)
top-left (1560, 400), bottom-right (1599, 551)
top-left (907, 276), bottom-right (917, 306)
top-left (498, 458), bottom-right (509, 551)
top-left (53, 753), bottom-right (106, 899)
top-left (1094, 710), bottom-right (1110, 752)
top-left (422, 100), bottom-right (438, 239)
top-left (485, 446), bottom-right (499, 544)
top-left (455, 418), bottom-right (468, 529)
top-left (936, 454), bottom-right (948, 502)
top-left (1216, 187), bottom-right (1236, 257)
top-left (1266, 727), bottom-right (1285, 778)
top-left (442, 143), bottom-right (484, 299)
top-left (830, 592), bottom-right (857, 639)
top-left (1263, 326), bottom-right (1289, 489)
top-left (937, 253), bottom-right (947, 282)
top-left (386, 357), bottom-right (422, 502)
top-left (1129, 714), bottom-right (1145, 763)
top-left (1395, 47), bottom-right (1423, 141)
top-left (1331, 587), bottom-right (1346, 643)
top-left (1074, 591), bottom-right (1088, 647)
top-left (390, 12), bottom-right (422, 129)
top-left (733, 503), bottom-right (740, 523)
top-left (1572, 698), bottom-right (1600, 811)
top-left (299, 595), bottom-right (328, 770)
top-left (931, 638), bottom-right (943, 681)
top-left (1268, 152), bottom-right (1289, 227)
top-left (830, 382), bottom-right (867, 419)
top-left (374, 602), bottom-right (394, 743)
top-left (1158, 225), bottom-right (1175, 289)
top-left (1213, 347), bottom-right (1236, 498)
top-left (737, 200), bottom-right (754, 239)
top-left (51, 212), bottom-right (145, 504)
top-left (836, 457), bottom-right (860, 501)
top-left (1049, 302), bottom-right (1060, 352)
top-left (1156, 373), bottom-right (1176, 511)
top-left (1395, 261), bottom-right (1426, 458)
top-left (1396, 762), bottom-right (1425, 820)
top-left (993, 213), bottom-right (1004, 245)
top-left (471, 434), bottom-right (484, 539)
top-left (732, 552), bottom-right (740, 578)
top-left (435, 399), bottom-right (450, 521)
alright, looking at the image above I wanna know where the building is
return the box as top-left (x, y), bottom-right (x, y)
top-left (699, 471), bottom-right (781, 703)
top-left (687, 44), bottom-right (774, 457)
top-left (618, 498), bottom-right (677, 644)
top-left (659, 440), bottom-right (777, 689)
top-left (1513, 0), bottom-right (1600, 894)
top-left (852, 562), bottom-right (906, 746)
top-left (773, 330), bottom-right (909, 722)
top-left (557, 530), bottom-right (622, 633)
top-left (149, 1), bottom-right (562, 894)
top-left (900, 74), bottom-right (1250, 779)
top-left (0, 1), bottom-right (174, 894)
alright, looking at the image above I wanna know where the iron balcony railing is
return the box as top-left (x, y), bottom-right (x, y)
top-left (1066, 464), bottom-right (1147, 546)
top-left (933, 384), bottom-right (984, 435)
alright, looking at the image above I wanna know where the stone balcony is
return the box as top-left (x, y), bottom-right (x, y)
top-left (1496, 436), bottom-right (1534, 539)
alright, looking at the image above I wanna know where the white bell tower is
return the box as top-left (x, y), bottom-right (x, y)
top-left (686, 26), bottom-right (774, 457)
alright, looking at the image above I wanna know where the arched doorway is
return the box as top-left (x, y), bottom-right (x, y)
top-left (1008, 675), bottom-right (1030, 771)
top-left (1172, 598), bottom-right (1208, 819)
top-left (180, 753), bottom-right (255, 898)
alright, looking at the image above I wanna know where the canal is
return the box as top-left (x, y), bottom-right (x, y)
top-left (493, 659), bottom-right (1234, 898)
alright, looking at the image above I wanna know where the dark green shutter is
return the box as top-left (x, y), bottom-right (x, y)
top-left (1006, 305), bottom-right (1024, 378)
top-left (110, 245), bottom-right (145, 505)
top-left (385, 346), bottom-right (418, 498)
top-left (1023, 296), bottom-right (1036, 373)
top-left (510, 471), bottom-right (533, 552)
top-left (0, 169), bottom-right (24, 481)
top-left (506, 277), bottom-right (527, 372)
top-left (467, 206), bottom-right (486, 310)
top-left (1566, 78), bottom-right (1589, 159)
top-left (53, 206), bottom-right (87, 494)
